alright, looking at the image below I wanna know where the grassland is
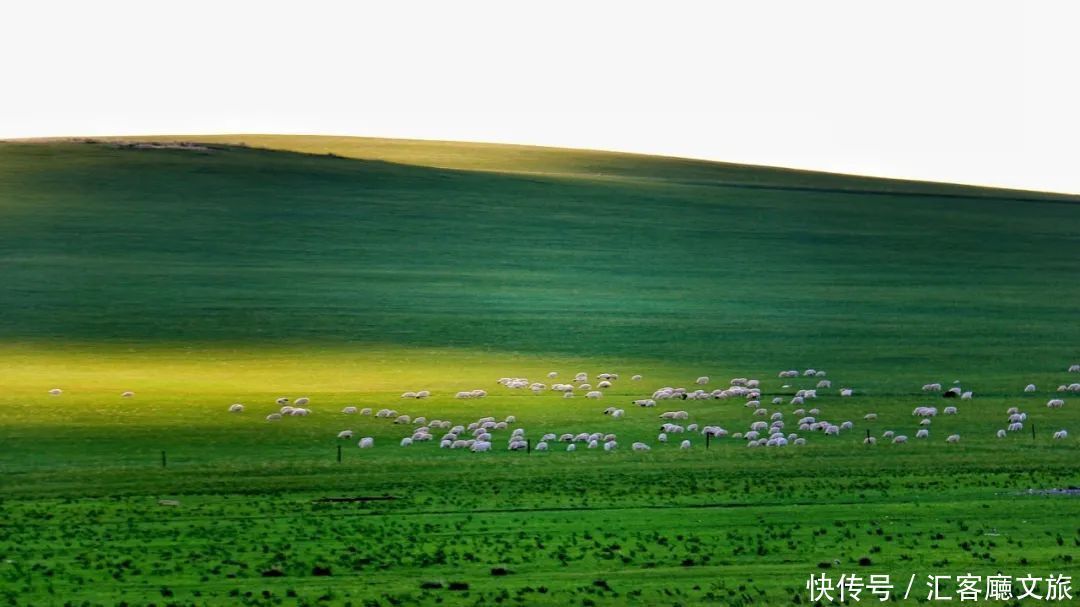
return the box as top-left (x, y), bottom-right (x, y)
top-left (0, 136), bottom-right (1078, 605)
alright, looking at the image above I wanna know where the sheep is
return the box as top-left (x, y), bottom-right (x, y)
top-left (809, 408), bottom-right (821, 416)
top-left (413, 416), bottom-right (428, 425)
top-left (548, 371), bottom-right (558, 378)
top-left (687, 423), bottom-right (699, 432)
top-left (892, 435), bottom-right (908, 444)
top-left (578, 383), bottom-right (592, 391)
top-left (960, 391), bottom-right (973, 400)
top-left (1058, 385), bottom-right (1068, 392)
top-left (294, 397), bottom-right (310, 406)
top-left (863, 413), bottom-right (877, 421)
top-left (864, 436), bottom-right (876, 445)
top-left (566, 443), bottom-right (577, 452)
top-left (943, 406), bottom-right (958, 415)
top-left (394, 415), bottom-right (411, 424)
top-left (358, 437), bottom-right (374, 448)
top-left (916, 429), bottom-right (929, 439)
top-left (701, 426), bottom-right (727, 437)
top-left (839, 388), bottom-right (853, 397)
top-left (1047, 399), bottom-right (1065, 409)
top-left (919, 419), bottom-right (932, 426)
top-left (824, 425), bottom-right (840, 436)
top-left (803, 369), bottom-right (817, 377)
top-left (1008, 422), bottom-right (1024, 432)
top-left (412, 432), bottom-right (433, 441)
top-left (289, 408), bottom-right (310, 417)
top-left (536, 441), bottom-right (549, 451)
top-left (747, 379), bottom-right (760, 389)
top-left (840, 421), bottom-right (854, 430)
top-left (280, 405), bottom-right (295, 415)
top-left (816, 379), bottom-right (832, 389)
top-left (944, 387), bottom-right (962, 398)
top-left (587, 440), bottom-right (599, 449)
top-left (574, 372), bottom-right (588, 382)
top-left (416, 390), bottom-right (430, 399)
top-left (342, 406), bottom-right (358, 414)
top-left (266, 413), bottom-right (282, 421)
top-left (631, 374), bottom-right (643, 381)
top-left (509, 440), bottom-right (529, 451)
top-left (611, 409), bottom-right (625, 419)
top-left (228, 403), bottom-right (244, 413)
top-left (275, 397), bottom-right (289, 405)
top-left (360, 407), bottom-right (372, 416)
top-left (48, 388), bottom-right (63, 395)
top-left (558, 433), bottom-right (574, 442)
top-left (882, 430), bottom-right (895, 439)
top-left (922, 383), bottom-right (942, 392)
top-left (440, 439), bottom-right (452, 448)
top-left (790, 396), bottom-right (805, 406)
top-left (1024, 384), bottom-right (1037, 392)
top-left (471, 441), bottom-right (491, 452)
top-left (401, 391), bottom-right (417, 399)
top-left (679, 439), bottom-right (692, 449)
top-left (694, 376), bottom-right (710, 386)
top-left (744, 430), bottom-right (761, 441)
top-left (996, 429), bottom-right (1007, 438)
top-left (586, 391), bottom-right (603, 399)
top-left (1069, 364), bottom-right (1080, 373)
top-left (597, 380), bottom-right (612, 389)
top-left (657, 432), bottom-right (668, 443)
top-left (1070, 383), bottom-right (1080, 392)
top-left (1053, 429), bottom-right (1068, 440)
top-left (563, 392), bottom-right (574, 399)
top-left (604, 440), bottom-right (617, 451)
top-left (119, 391), bottom-right (135, 398)
top-left (659, 410), bottom-right (689, 420)
top-left (397, 436), bottom-right (414, 447)
top-left (793, 437), bottom-right (807, 445)
top-left (632, 442), bottom-right (651, 451)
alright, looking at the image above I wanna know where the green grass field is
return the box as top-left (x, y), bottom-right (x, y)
top-left (1, 136), bottom-right (1078, 605)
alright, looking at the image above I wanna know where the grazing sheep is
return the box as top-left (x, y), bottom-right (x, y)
top-left (293, 397), bottom-right (310, 406)
top-left (1047, 399), bottom-right (1065, 409)
top-left (657, 432), bottom-right (668, 443)
top-left (228, 403), bottom-right (244, 413)
top-left (809, 408), bottom-right (821, 416)
top-left (603, 440), bottom-right (617, 451)
top-left (943, 406), bottom-right (958, 415)
top-left (882, 430), bottom-right (895, 439)
top-left (266, 413), bottom-right (282, 421)
top-left (679, 440), bottom-right (692, 449)
top-left (1070, 383), bottom-right (1080, 392)
top-left (566, 443), bottom-right (577, 452)
top-left (960, 391), bottom-right (973, 400)
top-left (48, 388), bottom-right (63, 395)
top-left (471, 441), bottom-right (491, 452)
top-left (587, 440), bottom-right (599, 449)
top-left (563, 391), bottom-right (574, 399)
top-left (839, 388), bottom-right (853, 397)
top-left (840, 421), bottom-right (854, 430)
top-left (548, 371), bottom-right (558, 378)
top-left (892, 435), bottom-right (908, 444)
top-left (916, 429), bottom-right (929, 439)
top-left (358, 437), bottom-right (374, 448)
top-left (289, 408), bottom-right (310, 417)
top-left (1053, 429), bottom-right (1068, 440)
top-left (1024, 384), bottom-right (1037, 393)
top-left (337, 430), bottom-right (353, 439)
top-left (586, 391), bottom-right (603, 399)
top-left (919, 419), bottom-right (932, 426)
top-left (863, 413), bottom-right (877, 421)
top-left (793, 437), bottom-right (807, 445)
top-left (687, 423), bottom-right (699, 432)
top-left (401, 391), bottom-right (417, 399)
top-left (922, 383), bottom-right (942, 392)
top-left (790, 396), bottom-right (805, 406)
top-left (631, 374), bottom-right (643, 381)
top-left (997, 429), bottom-right (1007, 438)
top-left (816, 379), bottom-right (832, 389)
top-left (946, 434), bottom-right (960, 443)
top-left (695, 376), bottom-right (710, 385)
top-left (360, 407), bottom-right (372, 416)
top-left (536, 441), bottom-right (549, 451)
top-left (1069, 364), bottom-right (1080, 373)
top-left (275, 397), bottom-right (289, 405)
top-left (394, 415), bottom-right (411, 424)
top-left (803, 369), bottom-right (817, 377)
top-left (578, 384), bottom-right (592, 391)
top-left (632, 442), bottom-right (651, 451)
top-left (1008, 422), bottom-right (1024, 432)
top-left (413, 416), bottom-right (428, 425)
top-left (574, 372), bottom-right (588, 382)
top-left (342, 406), bottom-right (358, 414)
top-left (611, 409), bottom-right (625, 419)
top-left (864, 436), bottom-right (876, 445)
top-left (509, 440), bottom-right (529, 451)
top-left (597, 380), bottom-right (612, 389)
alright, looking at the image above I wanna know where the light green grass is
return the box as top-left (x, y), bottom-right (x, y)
top-left (0, 137), bottom-right (1078, 605)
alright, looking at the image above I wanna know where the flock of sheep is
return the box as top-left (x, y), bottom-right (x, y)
top-left (204, 364), bottom-right (1079, 452)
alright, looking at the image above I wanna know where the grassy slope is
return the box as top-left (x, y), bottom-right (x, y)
top-left (1, 137), bottom-right (1079, 605)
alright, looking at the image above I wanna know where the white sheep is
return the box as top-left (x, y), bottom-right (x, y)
top-left (892, 435), bottom-right (908, 444)
top-left (816, 379), bottom-right (832, 389)
top-left (342, 406), bottom-right (358, 414)
top-left (585, 391), bottom-right (603, 399)
top-left (946, 434), bottom-right (960, 443)
top-left (294, 397), bottom-right (310, 406)
top-left (657, 432), bottom-right (668, 443)
top-left (1047, 399), bottom-right (1065, 409)
top-left (394, 415), bottom-right (411, 424)
top-left (121, 391), bottom-right (135, 398)
top-left (679, 440), bottom-right (692, 449)
top-left (864, 436), bottom-right (876, 445)
top-left (996, 429), bottom-right (1007, 438)
top-left (401, 391), bottom-right (417, 399)
top-left (839, 388), bottom-right (853, 397)
top-left (536, 441), bottom-right (549, 451)
top-left (575, 372), bottom-right (588, 382)
top-left (597, 380), bottom-right (612, 389)
top-left (48, 388), bottom-right (63, 395)
top-left (922, 383), bottom-right (942, 392)
top-left (943, 406), bottom-right (958, 415)
top-left (611, 409), bottom-right (625, 419)
top-left (578, 383), bottom-right (592, 391)
top-left (1008, 422), bottom-right (1024, 432)
top-left (632, 442), bottom-right (650, 451)
top-left (338, 430), bottom-right (354, 439)
top-left (471, 441), bottom-right (491, 452)
top-left (916, 429), bottom-right (929, 439)
top-left (266, 413), bottom-right (282, 421)
top-left (275, 397), bottom-right (289, 405)
top-left (1053, 429), bottom-right (1068, 439)
top-left (228, 403), bottom-right (244, 413)
top-left (863, 413), bottom-right (877, 421)
top-left (960, 391), bottom-right (972, 400)
top-left (604, 440), bottom-right (617, 451)
top-left (694, 376), bottom-right (709, 385)
top-left (358, 437), bottom-right (374, 448)
top-left (631, 374), bottom-right (642, 381)
top-left (563, 392), bottom-right (574, 399)
top-left (548, 371), bottom-right (558, 378)
top-left (1069, 364), bottom-right (1080, 373)
top-left (566, 443), bottom-right (577, 452)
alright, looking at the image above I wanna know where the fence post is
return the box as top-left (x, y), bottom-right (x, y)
top-left (1032, 424), bottom-right (1036, 440)
top-left (161, 450), bottom-right (167, 468)
top-left (527, 439), bottom-right (531, 454)
top-left (866, 429), bottom-right (871, 444)
top-left (337, 444), bottom-right (342, 463)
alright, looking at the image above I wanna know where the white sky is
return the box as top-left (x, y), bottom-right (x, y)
top-left (2, 1), bottom-right (1078, 194)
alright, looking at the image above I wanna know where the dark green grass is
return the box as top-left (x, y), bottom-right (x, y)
top-left (1, 137), bottom-right (1079, 605)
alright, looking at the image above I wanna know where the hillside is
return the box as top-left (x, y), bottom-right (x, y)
top-left (1, 137), bottom-right (1078, 373)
